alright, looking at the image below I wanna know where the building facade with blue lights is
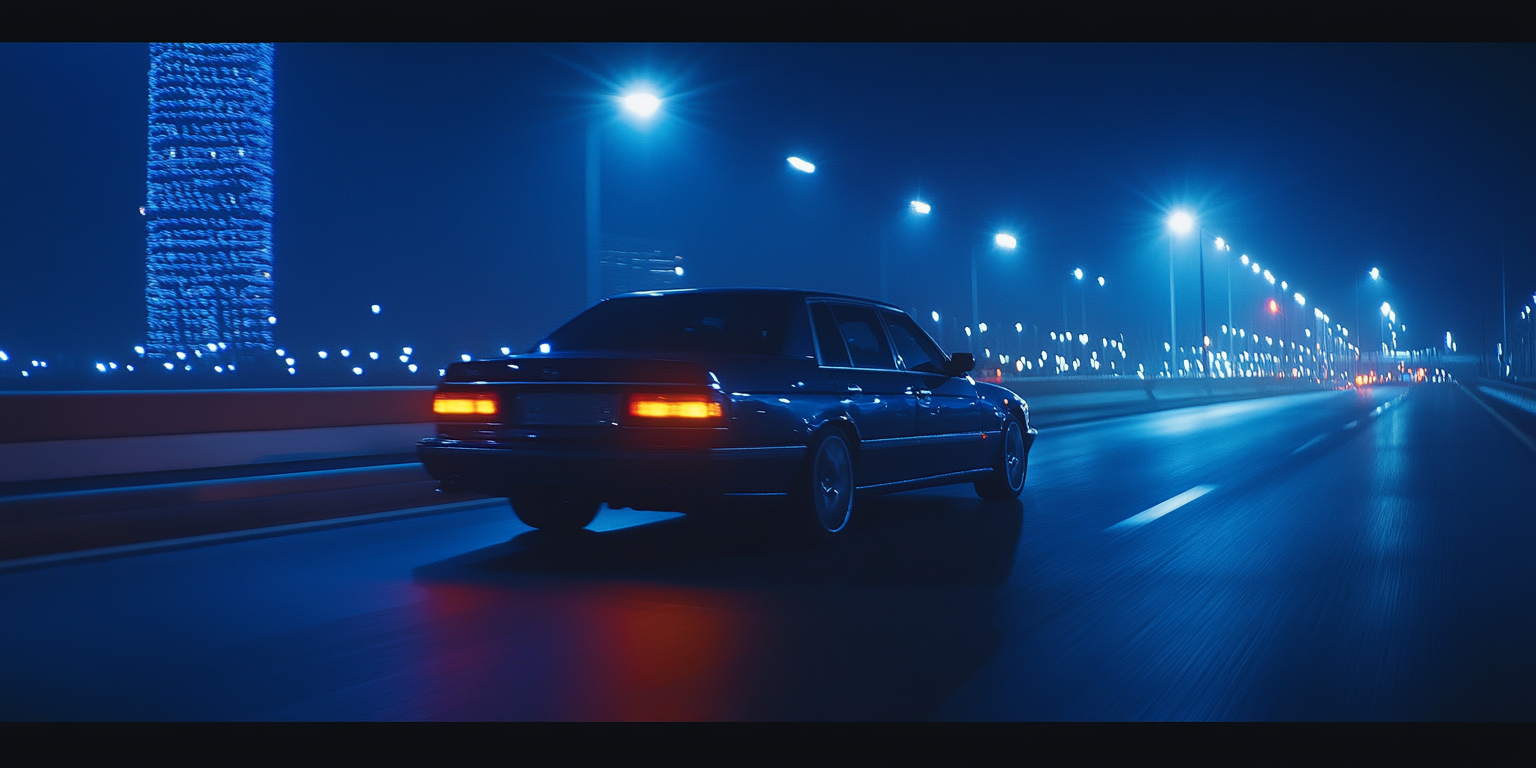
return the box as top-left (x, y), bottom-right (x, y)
top-left (145, 43), bottom-right (275, 359)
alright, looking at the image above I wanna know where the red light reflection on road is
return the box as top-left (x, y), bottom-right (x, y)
top-left (413, 581), bottom-right (762, 720)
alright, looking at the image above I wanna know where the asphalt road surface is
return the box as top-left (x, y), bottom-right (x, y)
top-left (2, 383), bottom-right (1532, 720)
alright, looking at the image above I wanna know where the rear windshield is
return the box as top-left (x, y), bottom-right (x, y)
top-left (540, 293), bottom-right (802, 357)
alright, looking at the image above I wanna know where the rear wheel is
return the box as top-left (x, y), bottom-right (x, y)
top-left (509, 492), bottom-right (600, 532)
top-left (974, 417), bottom-right (1027, 500)
top-left (794, 430), bottom-right (855, 539)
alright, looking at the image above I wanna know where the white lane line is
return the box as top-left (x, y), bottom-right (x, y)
top-left (1457, 383), bottom-right (1536, 455)
top-left (1291, 434), bottom-right (1327, 455)
top-left (1106, 485), bottom-right (1217, 532)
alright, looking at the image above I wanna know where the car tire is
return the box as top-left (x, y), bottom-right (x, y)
top-left (974, 417), bottom-right (1027, 500)
top-left (509, 492), bottom-right (600, 532)
top-left (793, 429), bottom-right (855, 539)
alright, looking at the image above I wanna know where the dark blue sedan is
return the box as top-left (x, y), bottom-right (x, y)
top-left (417, 289), bottom-right (1035, 536)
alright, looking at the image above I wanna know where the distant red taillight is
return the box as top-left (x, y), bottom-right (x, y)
top-left (434, 392), bottom-right (498, 417)
top-left (628, 394), bottom-right (721, 420)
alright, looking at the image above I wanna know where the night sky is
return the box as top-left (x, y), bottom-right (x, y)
top-left (1, 43), bottom-right (1532, 372)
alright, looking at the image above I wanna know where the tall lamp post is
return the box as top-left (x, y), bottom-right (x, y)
top-left (1167, 212), bottom-right (1193, 376)
top-left (972, 232), bottom-right (1018, 349)
top-left (880, 199), bottom-right (931, 303)
top-left (586, 90), bottom-right (663, 306)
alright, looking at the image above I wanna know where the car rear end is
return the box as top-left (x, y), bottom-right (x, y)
top-left (416, 291), bottom-right (813, 513)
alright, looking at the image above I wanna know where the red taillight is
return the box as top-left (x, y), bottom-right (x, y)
top-left (628, 394), bottom-right (721, 420)
top-left (434, 392), bottom-right (498, 417)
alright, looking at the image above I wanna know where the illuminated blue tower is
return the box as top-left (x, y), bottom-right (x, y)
top-left (145, 43), bottom-right (275, 359)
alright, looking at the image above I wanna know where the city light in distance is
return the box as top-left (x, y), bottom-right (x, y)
top-left (786, 156), bottom-right (815, 173)
top-left (1097, 276), bottom-right (1106, 286)
top-left (371, 305), bottom-right (381, 314)
top-left (538, 343), bottom-right (551, 354)
top-left (932, 311), bottom-right (940, 322)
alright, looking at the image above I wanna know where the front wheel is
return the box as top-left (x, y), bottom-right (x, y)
top-left (974, 418), bottom-right (1028, 500)
top-left (509, 492), bottom-right (600, 532)
top-left (793, 430), bottom-right (855, 539)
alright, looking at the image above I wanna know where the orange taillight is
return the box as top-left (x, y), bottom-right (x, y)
top-left (628, 394), bottom-right (721, 419)
top-left (434, 393), bottom-right (498, 417)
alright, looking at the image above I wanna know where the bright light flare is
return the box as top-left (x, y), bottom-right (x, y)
top-left (994, 233), bottom-right (1017, 249)
top-left (910, 200), bottom-right (931, 214)
top-left (1168, 211), bottom-right (1194, 234)
top-left (621, 92), bottom-right (661, 118)
top-left (787, 156), bottom-right (815, 173)
top-left (629, 394), bottom-right (721, 419)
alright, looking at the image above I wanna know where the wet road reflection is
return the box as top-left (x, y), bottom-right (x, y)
top-left (1, 385), bottom-right (1531, 720)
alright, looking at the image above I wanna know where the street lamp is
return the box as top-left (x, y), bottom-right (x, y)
top-left (880, 199), bottom-right (932, 302)
top-left (972, 232), bottom-right (1017, 350)
top-left (1168, 211), bottom-right (1218, 376)
top-left (587, 88), bottom-right (664, 306)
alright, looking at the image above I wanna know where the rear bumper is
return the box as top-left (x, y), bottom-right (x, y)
top-left (416, 438), bottom-right (805, 507)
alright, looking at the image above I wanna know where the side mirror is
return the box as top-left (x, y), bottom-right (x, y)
top-left (945, 352), bottom-right (976, 377)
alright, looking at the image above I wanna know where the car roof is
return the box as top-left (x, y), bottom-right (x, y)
top-left (603, 287), bottom-right (906, 313)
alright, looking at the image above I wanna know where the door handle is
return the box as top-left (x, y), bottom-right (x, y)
top-left (843, 384), bottom-right (863, 394)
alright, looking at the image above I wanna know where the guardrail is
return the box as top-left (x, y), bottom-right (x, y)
top-left (0, 378), bottom-right (1328, 484)
top-left (0, 387), bottom-right (435, 483)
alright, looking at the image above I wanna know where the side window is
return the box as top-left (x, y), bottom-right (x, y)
top-left (829, 303), bottom-right (897, 370)
top-left (810, 302), bottom-right (851, 368)
top-left (881, 309), bottom-right (947, 374)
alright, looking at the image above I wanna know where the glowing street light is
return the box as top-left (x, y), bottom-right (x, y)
top-left (1168, 210), bottom-right (1194, 235)
top-left (1073, 268), bottom-right (1084, 280)
top-left (621, 92), bottom-right (661, 118)
top-left (786, 156), bottom-right (816, 174)
top-left (1294, 293), bottom-right (1306, 306)
top-left (994, 232), bottom-right (1017, 249)
top-left (588, 86), bottom-right (667, 305)
top-left (910, 200), bottom-right (931, 214)
top-left (1370, 267), bottom-right (1380, 280)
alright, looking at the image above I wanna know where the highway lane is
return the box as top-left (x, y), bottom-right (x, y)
top-left (0, 383), bottom-right (1531, 720)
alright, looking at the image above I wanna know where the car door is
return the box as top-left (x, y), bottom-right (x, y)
top-left (879, 308), bottom-right (991, 476)
top-left (809, 301), bottom-right (924, 487)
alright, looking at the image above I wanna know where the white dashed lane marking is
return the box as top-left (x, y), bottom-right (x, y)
top-left (1107, 485), bottom-right (1218, 532)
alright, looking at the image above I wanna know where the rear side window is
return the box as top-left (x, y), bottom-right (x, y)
top-left (881, 309), bottom-right (946, 374)
top-left (541, 293), bottom-right (797, 356)
top-left (828, 303), bottom-right (896, 370)
top-left (810, 302), bottom-right (851, 368)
